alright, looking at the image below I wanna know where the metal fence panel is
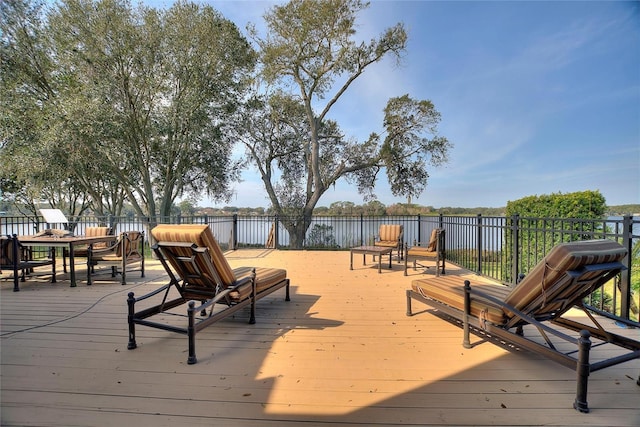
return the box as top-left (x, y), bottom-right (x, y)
top-left (2, 213), bottom-right (637, 322)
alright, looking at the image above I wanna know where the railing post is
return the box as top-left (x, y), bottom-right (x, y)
top-left (417, 214), bottom-right (421, 242)
top-left (360, 213), bottom-right (364, 246)
top-left (511, 214), bottom-right (520, 286)
top-left (476, 214), bottom-right (483, 275)
top-left (274, 215), bottom-right (279, 249)
top-left (232, 214), bottom-right (238, 251)
top-left (620, 215), bottom-right (632, 320)
top-left (438, 214), bottom-right (444, 254)
top-left (11, 234), bottom-right (20, 292)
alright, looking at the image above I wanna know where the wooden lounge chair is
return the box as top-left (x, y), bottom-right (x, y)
top-left (404, 227), bottom-right (446, 276)
top-left (126, 224), bottom-right (290, 364)
top-left (405, 239), bottom-right (639, 413)
top-left (87, 231), bottom-right (144, 285)
top-left (1, 234), bottom-right (56, 292)
top-left (374, 224), bottom-right (404, 261)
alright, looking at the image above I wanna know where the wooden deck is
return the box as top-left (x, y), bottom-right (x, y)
top-left (2, 249), bottom-right (639, 426)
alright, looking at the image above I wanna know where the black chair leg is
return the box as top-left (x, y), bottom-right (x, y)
top-left (187, 301), bottom-right (197, 364)
top-left (127, 292), bottom-right (137, 350)
top-left (573, 330), bottom-right (591, 413)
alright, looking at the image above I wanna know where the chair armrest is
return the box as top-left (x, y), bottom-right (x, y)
top-left (131, 283), bottom-right (174, 302)
top-left (90, 239), bottom-right (120, 256)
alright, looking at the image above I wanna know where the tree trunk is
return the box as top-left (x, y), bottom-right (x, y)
top-left (281, 216), bottom-right (311, 249)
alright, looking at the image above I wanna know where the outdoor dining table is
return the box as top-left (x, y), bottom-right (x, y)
top-left (17, 234), bottom-right (116, 287)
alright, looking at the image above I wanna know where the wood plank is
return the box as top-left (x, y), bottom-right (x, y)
top-left (2, 250), bottom-right (639, 427)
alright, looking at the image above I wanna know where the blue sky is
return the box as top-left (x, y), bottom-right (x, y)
top-left (153, 0), bottom-right (640, 209)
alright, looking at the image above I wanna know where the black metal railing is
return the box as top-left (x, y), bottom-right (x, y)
top-left (2, 213), bottom-right (638, 322)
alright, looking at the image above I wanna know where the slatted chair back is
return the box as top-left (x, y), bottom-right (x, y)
top-left (503, 239), bottom-right (627, 322)
top-left (154, 242), bottom-right (222, 295)
top-left (67, 227), bottom-right (113, 259)
top-left (378, 224), bottom-right (403, 244)
top-left (426, 228), bottom-right (439, 251)
top-left (85, 226), bottom-right (112, 250)
top-left (418, 228), bottom-right (445, 253)
top-left (151, 224), bottom-right (236, 289)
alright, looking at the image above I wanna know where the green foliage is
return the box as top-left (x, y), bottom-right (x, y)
top-left (631, 239), bottom-right (640, 295)
top-left (505, 190), bottom-right (606, 219)
top-left (306, 224), bottom-right (338, 248)
top-left (606, 205), bottom-right (640, 216)
top-left (437, 206), bottom-right (505, 216)
top-left (1, 0), bottom-right (255, 222)
top-left (381, 95), bottom-right (452, 199)
top-left (586, 288), bottom-right (614, 314)
top-left (178, 200), bottom-right (196, 216)
top-left (503, 190), bottom-right (608, 282)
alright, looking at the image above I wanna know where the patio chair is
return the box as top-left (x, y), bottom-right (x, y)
top-left (1, 234), bottom-right (56, 292)
top-left (126, 224), bottom-right (290, 364)
top-left (405, 239), bottom-right (639, 413)
top-left (404, 227), bottom-right (446, 276)
top-left (62, 226), bottom-right (114, 273)
top-left (87, 231), bottom-right (144, 285)
top-left (374, 224), bottom-right (404, 261)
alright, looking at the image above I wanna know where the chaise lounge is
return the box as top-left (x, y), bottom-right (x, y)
top-left (405, 239), bottom-right (639, 413)
top-left (126, 224), bottom-right (290, 364)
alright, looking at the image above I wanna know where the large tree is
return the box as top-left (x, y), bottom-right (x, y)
top-left (2, 0), bottom-right (256, 225)
top-left (0, 0), bottom-right (93, 224)
top-left (48, 0), bottom-right (256, 222)
top-left (236, 0), bottom-right (451, 247)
